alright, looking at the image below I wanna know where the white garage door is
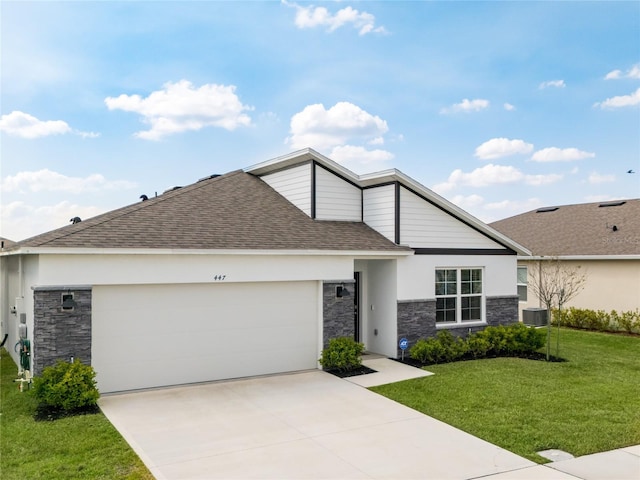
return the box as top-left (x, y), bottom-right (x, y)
top-left (92, 281), bottom-right (319, 392)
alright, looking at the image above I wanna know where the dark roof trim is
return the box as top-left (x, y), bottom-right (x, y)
top-left (394, 182), bottom-right (401, 245)
top-left (362, 181), bottom-right (396, 190)
top-left (311, 161), bottom-right (317, 219)
top-left (315, 161), bottom-right (361, 190)
top-left (413, 248), bottom-right (516, 256)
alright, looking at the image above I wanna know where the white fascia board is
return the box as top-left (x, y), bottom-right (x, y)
top-left (245, 148), bottom-right (361, 182)
top-left (6, 247), bottom-right (413, 257)
top-left (518, 255), bottom-right (640, 261)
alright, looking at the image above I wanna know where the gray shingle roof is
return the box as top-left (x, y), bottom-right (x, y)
top-left (16, 170), bottom-right (410, 252)
top-left (490, 199), bottom-right (640, 256)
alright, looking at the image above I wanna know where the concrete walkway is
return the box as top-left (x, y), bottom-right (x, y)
top-left (99, 359), bottom-right (640, 480)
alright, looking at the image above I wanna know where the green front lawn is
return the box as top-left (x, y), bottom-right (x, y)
top-left (371, 328), bottom-right (640, 463)
top-left (0, 349), bottom-right (154, 480)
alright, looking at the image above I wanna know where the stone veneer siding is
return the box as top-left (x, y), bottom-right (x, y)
top-left (33, 286), bottom-right (92, 376)
top-left (397, 299), bottom-right (435, 357)
top-left (396, 295), bottom-right (519, 357)
top-left (322, 280), bottom-right (355, 348)
top-left (485, 295), bottom-right (519, 327)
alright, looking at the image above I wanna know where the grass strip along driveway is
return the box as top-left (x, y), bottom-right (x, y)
top-left (0, 349), bottom-right (153, 480)
top-left (371, 328), bottom-right (640, 463)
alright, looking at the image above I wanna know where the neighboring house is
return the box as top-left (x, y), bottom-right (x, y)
top-left (490, 199), bottom-right (640, 319)
top-left (1, 149), bottom-right (527, 393)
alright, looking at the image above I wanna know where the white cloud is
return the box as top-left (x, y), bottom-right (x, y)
top-left (584, 194), bottom-right (623, 203)
top-left (531, 147), bottom-right (595, 162)
top-left (0, 111), bottom-right (98, 139)
top-left (0, 200), bottom-right (105, 242)
top-left (474, 138), bottom-right (534, 160)
top-left (433, 163), bottom-right (562, 193)
top-left (433, 164), bottom-right (525, 192)
top-left (287, 101), bottom-right (389, 150)
top-left (105, 80), bottom-right (253, 140)
top-left (588, 172), bottom-right (615, 184)
top-left (485, 198), bottom-right (541, 212)
top-left (448, 194), bottom-right (485, 210)
top-left (605, 64), bottom-right (640, 80)
top-left (524, 173), bottom-right (563, 186)
top-left (482, 197), bottom-right (543, 222)
top-left (283, 1), bottom-right (387, 35)
top-left (440, 98), bottom-right (489, 114)
top-left (329, 145), bottom-right (394, 173)
top-left (503, 103), bottom-right (515, 111)
top-left (605, 70), bottom-right (622, 80)
top-left (594, 87), bottom-right (640, 109)
top-left (539, 80), bottom-right (566, 89)
top-left (1, 169), bottom-right (136, 194)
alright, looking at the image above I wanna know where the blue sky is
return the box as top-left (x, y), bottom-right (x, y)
top-left (1, 1), bottom-right (639, 241)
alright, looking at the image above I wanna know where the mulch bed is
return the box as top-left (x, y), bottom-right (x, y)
top-left (324, 365), bottom-right (377, 378)
top-left (392, 351), bottom-right (566, 369)
top-left (34, 404), bottom-right (100, 422)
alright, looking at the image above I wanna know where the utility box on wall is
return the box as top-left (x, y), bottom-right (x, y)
top-left (523, 308), bottom-right (548, 327)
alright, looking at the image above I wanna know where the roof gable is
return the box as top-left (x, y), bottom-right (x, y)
top-left (15, 170), bottom-right (409, 253)
top-left (247, 148), bottom-right (529, 254)
top-left (490, 199), bottom-right (640, 256)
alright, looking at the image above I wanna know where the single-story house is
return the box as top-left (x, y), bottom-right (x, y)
top-left (1, 148), bottom-right (528, 393)
top-left (490, 198), bottom-right (640, 319)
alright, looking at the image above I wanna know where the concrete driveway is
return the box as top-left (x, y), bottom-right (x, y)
top-left (99, 370), bottom-right (536, 479)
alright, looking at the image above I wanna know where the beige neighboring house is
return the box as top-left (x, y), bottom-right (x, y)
top-left (490, 199), bottom-right (640, 318)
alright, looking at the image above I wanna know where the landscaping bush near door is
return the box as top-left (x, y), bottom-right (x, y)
top-left (409, 324), bottom-right (546, 365)
top-left (319, 337), bottom-right (365, 372)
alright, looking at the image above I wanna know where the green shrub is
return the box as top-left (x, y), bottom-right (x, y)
top-left (554, 307), bottom-right (639, 334)
top-left (409, 331), bottom-right (467, 364)
top-left (410, 337), bottom-right (445, 364)
top-left (508, 322), bottom-right (546, 354)
top-left (435, 330), bottom-right (468, 362)
top-left (33, 359), bottom-right (99, 414)
top-left (410, 324), bottom-right (547, 365)
top-left (466, 334), bottom-right (491, 359)
top-left (319, 337), bottom-right (364, 371)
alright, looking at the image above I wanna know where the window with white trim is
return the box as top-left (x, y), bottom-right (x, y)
top-left (517, 266), bottom-right (528, 302)
top-left (435, 268), bottom-right (483, 324)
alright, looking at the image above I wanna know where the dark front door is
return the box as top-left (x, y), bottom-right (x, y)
top-left (354, 272), bottom-right (360, 342)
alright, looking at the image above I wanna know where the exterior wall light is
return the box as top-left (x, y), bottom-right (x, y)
top-left (62, 291), bottom-right (77, 310)
top-left (336, 285), bottom-right (351, 298)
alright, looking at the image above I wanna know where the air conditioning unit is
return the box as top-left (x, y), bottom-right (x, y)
top-left (523, 308), bottom-right (548, 327)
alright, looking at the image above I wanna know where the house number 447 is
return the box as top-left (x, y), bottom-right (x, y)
top-left (213, 275), bottom-right (227, 281)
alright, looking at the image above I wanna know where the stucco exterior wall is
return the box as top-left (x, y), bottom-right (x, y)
top-left (397, 254), bottom-right (517, 301)
top-left (2, 255), bottom-right (39, 368)
top-left (518, 259), bottom-right (640, 315)
top-left (36, 253), bottom-right (355, 286)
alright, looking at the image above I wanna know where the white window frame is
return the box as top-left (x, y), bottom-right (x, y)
top-left (435, 267), bottom-right (485, 326)
top-left (517, 266), bottom-right (528, 302)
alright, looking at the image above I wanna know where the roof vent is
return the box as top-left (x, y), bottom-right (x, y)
top-left (198, 174), bottom-right (221, 182)
top-left (163, 186), bottom-right (183, 194)
top-left (536, 207), bottom-right (559, 213)
top-left (599, 201), bottom-right (626, 208)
